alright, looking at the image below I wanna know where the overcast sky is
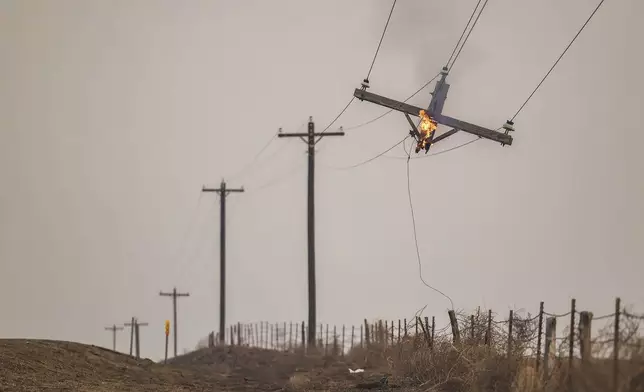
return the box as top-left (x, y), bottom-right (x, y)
top-left (1, 0), bottom-right (642, 360)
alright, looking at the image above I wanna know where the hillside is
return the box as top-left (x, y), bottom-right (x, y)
top-left (0, 339), bottom-right (228, 391)
top-left (0, 339), bottom-right (392, 391)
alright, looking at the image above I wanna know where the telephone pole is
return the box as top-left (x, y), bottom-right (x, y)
top-left (353, 67), bottom-right (515, 150)
top-left (277, 116), bottom-right (344, 347)
top-left (125, 318), bottom-right (148, 358)
top-left (202, 180), bottom-right (244, 346)
top-left (104, 324), bottom-right (124, 351)
top-left (159, 287), bottom-right (190, 357)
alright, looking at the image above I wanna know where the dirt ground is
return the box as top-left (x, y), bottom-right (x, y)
top-left (0, 339), bottom-right (409, 391)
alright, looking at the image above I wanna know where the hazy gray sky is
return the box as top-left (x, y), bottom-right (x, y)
top-left (1, 0), bottom-right (642, 359)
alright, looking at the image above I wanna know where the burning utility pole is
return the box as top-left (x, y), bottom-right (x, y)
top-left (354, 67), bottom-right (515, 151)
top-left (202, 180), bottom-right (244, 346)
top-left (277, 117), bottom-right (344, 348)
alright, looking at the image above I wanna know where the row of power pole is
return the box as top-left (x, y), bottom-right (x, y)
top-left (104, 317), bottom-right (147, 358)
top-left (105, 288), bottom-right (189, 360)
top-left (197, 116), bottom-right (344, 350)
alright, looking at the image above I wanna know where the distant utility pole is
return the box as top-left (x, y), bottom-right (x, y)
top-left (125, 318), bottom-right (148, 359)
top-left (104, 324), bottom-right (124, 351)
top-left (202, 180), bottom-right (244, 346)
top-left (353, 67), bottom-right (514, 150)
top-left (277, 116), bottom-right (344, 347)
top-left (159, 287), bottom-right (190, 357)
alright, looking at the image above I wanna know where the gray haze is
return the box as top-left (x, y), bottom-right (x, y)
top-left (1, 0), bottom-right (642, 360)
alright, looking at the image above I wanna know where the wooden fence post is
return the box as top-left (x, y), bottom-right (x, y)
top-left (230, 325), bottom-right (234, 346)
top-left (448, 310), bottom-right (460, 345)
top-left (237, 322), bottom-right (242, 346)
top-left (613, 297), bottom-right (621, 392)
top-left (301, 321), bottom-right (305, 352)
top-left (333, 325), bottom-right (338, 356)
top-left (342, 325), bottom-right (345, 356)
top-left (378, 320), bottom-right (384, 346)
top-left (543, 317), bottom-right (557, 381)
top-left (431, 316), bottom-right (435, 351)
top-left (508, 310), bottom-right (514, 355)
top-left (351, 325), bottom-right (355, 351)
top-left (397, 319), bottom-right (401, 344)
top-left (470, 314), bottom-right (475, 343)
top-left (325, 324), bottom-right (329, 355)
top-left (485, 309), bottom-right (492, 346)
top-left (364, 319), bottom-right (370, 347)
top-left (536, 302), bottom-right (544, 372)
top-left (391, 320), bottom-right (394, 344)
top-left (578, 311), bottom-right (593, 365)
top-left (404, 318), bottom-right (408, 337)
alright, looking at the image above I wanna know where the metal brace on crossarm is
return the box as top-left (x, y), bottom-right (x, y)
top-left (353, 67), bottom-right (515, 152)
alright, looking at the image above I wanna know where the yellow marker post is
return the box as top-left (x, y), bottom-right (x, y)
top-left (164, 320), bottom-right (170, 364)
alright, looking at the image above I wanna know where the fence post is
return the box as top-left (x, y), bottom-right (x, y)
top-left (536, 301), bottom-right (544, 372)
top-left (543, 317), bottom-right (557, 381)
top-left (391, 320), bottom-right (394, 344)
top-left (237, 322), bottom-right (242, 346)
top-left (325, 324), bottom-right (329, 355)
top-left (360, 324), bottom-right (363, 348)
top-left (301, 321), bottom-right (305, 352)
top-left (578, 311), bottom-right (593, 365)
top-left (448, 310), bottom-right (460, 345)
top-left (260, 322), bottom-right (264, 348)
top-left (351, 325), bottom-right (355, 351)
top-left (333, 325), bottom-right (338, 356)
top-left (378, 320), bottom-right (384, 346)
top-left (418, 317), bottom-right (429, 345)
top-left (404, 318), bottom-right (408, 337)
top-left (613, 297), bottom-right (621, 392)
top-left (431, 316), bottom-right (435, 351)
top-left (397, 319), bottom-right (401, 344)
top-left (568, 298), bottom-right (576, 392)
top-left (485, 309), bottom-right (492, 346)
top-left (470, 314), bottom-right (475, 343)
top-left (342, 325), bottom-right (345, 356)
top-left (508, 310), bottom-right (513, 355)
top-left (363, 319), bottom-right (370, 347)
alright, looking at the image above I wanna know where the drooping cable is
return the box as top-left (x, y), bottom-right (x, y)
top-left (406, 150), bottom-right (455, 310)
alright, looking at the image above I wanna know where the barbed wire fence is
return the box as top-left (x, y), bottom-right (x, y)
top-left (193, 297), bottom-right (643, 391)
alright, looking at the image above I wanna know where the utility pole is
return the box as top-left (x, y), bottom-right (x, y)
top-left (202, 180), bottom-right (244, 346)
top-left (125, 316), bottom-right (135, 355)
top-left (125, 318), bottom-right (148, 359)
top-left (277, 116), bottom-right (344, 347)
top-left (159, 287), bottom-right (190, 357)
top-left (104, 324), bottom-right (124, 351)
top-left (353, 67), bottom-right (515, 151)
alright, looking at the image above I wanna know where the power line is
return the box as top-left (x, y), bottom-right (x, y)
top-left (511, 0), bottom-right (606, 121)
top-left (227, 120), bottom-right (308, 182)
top-left (344, 73), bottom-right (441, 131)
top-left (322, 135), bottom-right (409, 170)
top-left (445, 0), bottom-right (483, 68)
top-left (405, 151), bottom-right (455, 311)
top-left (322, 0), bottom-right (398, 139)
top-left (317, 96), bottom-right (355, 138)
top-left (385, 136), bottom-right (482, 160)
top-left (365, 0), bottom-right (398, 82)
top-left (226, 131), bottom-right (278, 182)
top-left (448, 0), bottom-right (490, 73)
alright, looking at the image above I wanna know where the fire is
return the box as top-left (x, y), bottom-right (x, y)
top-left (416, 110), bottom-right (437, 153)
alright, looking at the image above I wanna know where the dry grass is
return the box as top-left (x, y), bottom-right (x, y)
top-left (336, 311), bottom-right (644, 392)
